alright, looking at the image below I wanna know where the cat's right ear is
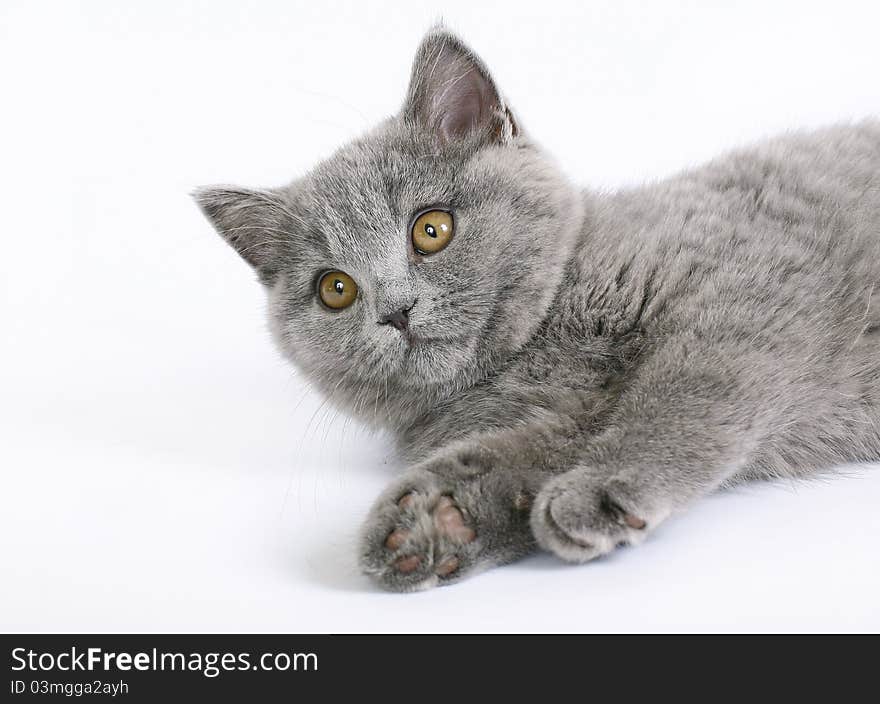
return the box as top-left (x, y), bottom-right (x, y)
top-left (193, 186), bottom-right (287, 283)
top-left (402, 28), bottom-right (518, 146)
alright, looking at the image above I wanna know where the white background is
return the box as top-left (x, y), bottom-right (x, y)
top-left (2, 0), bottom-right (879, 633)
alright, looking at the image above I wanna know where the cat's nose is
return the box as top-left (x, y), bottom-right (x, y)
top-left (378, 304), bottom-right (413, 333)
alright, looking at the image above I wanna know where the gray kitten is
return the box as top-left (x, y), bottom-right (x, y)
top-left (196, 29), bottom-right (880, 591)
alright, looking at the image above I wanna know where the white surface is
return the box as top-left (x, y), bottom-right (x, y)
top-left (1, 0), bottom-right (879, 633)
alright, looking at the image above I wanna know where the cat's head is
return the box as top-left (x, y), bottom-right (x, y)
top-left (196, 29), bottom-right (582, 427)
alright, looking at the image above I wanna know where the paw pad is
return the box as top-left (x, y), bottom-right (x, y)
top-left (385, 529), bottom-right (409, 550)
top-left (435, 556), bottom-right (460, 576)
top-left (623, 513), bottom-right (646, 530)
top-left (434, 496), bottom-right (476, 543)
top-left (394, 555), bottom-right (421, 574)
top-left (383, 493), bottom-right (476, 579)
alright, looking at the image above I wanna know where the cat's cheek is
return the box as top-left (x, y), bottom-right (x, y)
top-left (264, 279), bottom-right (294, 359)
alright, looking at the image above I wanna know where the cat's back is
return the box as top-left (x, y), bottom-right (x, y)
top-left (567, 121), bottom-right (880, 343)
top-left (675, 120), bottom-right (880, 253)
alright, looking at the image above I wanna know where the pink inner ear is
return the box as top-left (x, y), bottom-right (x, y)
top-left (434, 65), bottom-right (497, 142)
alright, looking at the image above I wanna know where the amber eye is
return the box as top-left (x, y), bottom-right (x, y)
top-left (411, 209), bottom-right (454, 254)
top-left (318, 271), bottom-right (358, 309)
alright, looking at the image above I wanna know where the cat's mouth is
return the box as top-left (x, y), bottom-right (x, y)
top-left (400, 329), bottom-right (470, 351)
top-left (376, 322), bottom-right (474, 384)
top-left (396, 330), bottom-right (476, 384)
top-left (405, 333), bottom-right (455, 347)
top-left (387, 320), bottom-right (464, 349)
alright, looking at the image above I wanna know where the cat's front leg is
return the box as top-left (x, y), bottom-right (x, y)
top-left (359, 446), bottom-right (547, 592)
top-left (530, 338), bottom-right (769, 563)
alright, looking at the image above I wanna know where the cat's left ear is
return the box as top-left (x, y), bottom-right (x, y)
top-left (402, 28), bottom-right (518, 145)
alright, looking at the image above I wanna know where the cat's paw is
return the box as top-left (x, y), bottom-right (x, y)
top-left (531, 470), bottom-right (669, 563)
top-left (359, 471), bottom-right (482, 592)
top-left (359, 460), bottom-right (538, 591)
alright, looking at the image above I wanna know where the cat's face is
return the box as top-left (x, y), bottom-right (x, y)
top-left (196, 30), bottom-right (582, 426)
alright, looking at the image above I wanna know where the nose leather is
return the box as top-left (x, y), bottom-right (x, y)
top-left (380, 307), bottom-right (410, 332)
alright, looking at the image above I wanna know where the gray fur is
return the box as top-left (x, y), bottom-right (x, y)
top-left (195, 28), bottom-right (880, 591)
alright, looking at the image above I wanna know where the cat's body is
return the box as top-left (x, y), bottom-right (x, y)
top-left (197, 29), bottom-right (880, 590)
top-left (404, 124), bottom-right (880, 467)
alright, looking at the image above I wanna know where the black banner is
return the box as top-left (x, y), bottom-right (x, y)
top-left (0, 634), bottom-right (870, 701)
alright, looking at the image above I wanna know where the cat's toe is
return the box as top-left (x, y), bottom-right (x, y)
top-left (393, 554), bottom-right (422, 573)
top-left (397, 492), bottom-right (417, 510)
top-left (435, 555), bottom-right (460, 576)
top-left (384, 528), bottom-right (409, 550)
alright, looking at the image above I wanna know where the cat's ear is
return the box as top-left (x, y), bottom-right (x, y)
top-left (193, 185), bottom-right (287, 282)
top-left (403, 28), bottom-right (518, 145)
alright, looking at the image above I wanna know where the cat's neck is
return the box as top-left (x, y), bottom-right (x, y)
top-left (384, 190), bottom-right (602, 450)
